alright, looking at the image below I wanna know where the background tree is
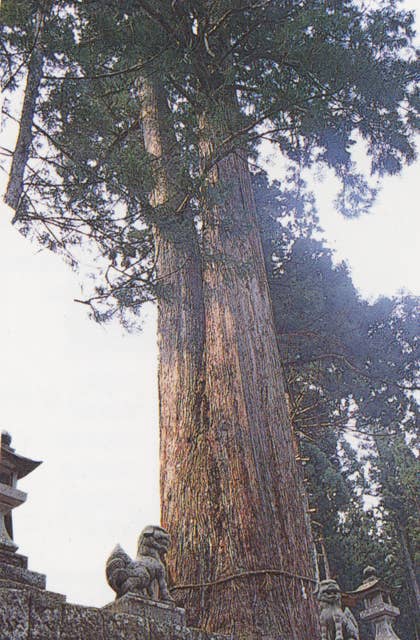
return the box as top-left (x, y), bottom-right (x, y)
top-left (2, 1), bottom-right (419, 637)
top-left (256, 172), bottom-right (419, 637)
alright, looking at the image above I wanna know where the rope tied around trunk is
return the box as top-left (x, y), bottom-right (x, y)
top-left (170, 568), bottom-right (317, 591)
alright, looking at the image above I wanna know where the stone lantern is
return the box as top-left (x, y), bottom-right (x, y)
top-left (353, 566), bottom-right (401, 640)
top-left (0, 431), bottom-right (41, 552)
top-left (0, 431), bottom-right (46, 589)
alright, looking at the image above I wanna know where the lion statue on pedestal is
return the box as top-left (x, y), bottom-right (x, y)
top-left (317, 579), bottom-right (359, 640)
top-left (106, 525), bottom-right (174, 603)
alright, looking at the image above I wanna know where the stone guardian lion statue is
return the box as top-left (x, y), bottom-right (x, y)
top-left (317, 579), bottom-right (359, 640)
top-left (106, 525), bottom-right (174, 602)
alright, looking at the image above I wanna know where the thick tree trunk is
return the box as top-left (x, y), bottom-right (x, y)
top-left (5, 9), bottom-right (45, 215)
top-left (164, 97), bottom-right (320, 637)
top-left (138, 71), bottom-right (319, 638)
top-left (137, 76), bottom-right (207, 603)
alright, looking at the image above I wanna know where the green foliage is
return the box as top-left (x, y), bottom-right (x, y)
top-left (373, 433), bottom-right (420, 637)
top-left (2, 4), bottom-right (419, 633)
top-left (253, 172), bottom-right (419, 638)
top-left (2, 1), bottom-right (419, 320)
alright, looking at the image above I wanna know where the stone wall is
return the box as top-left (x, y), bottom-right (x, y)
top-left (0, 535), bottom-right (230, 639)
top-left (0, 585), bottom-right (229, 640)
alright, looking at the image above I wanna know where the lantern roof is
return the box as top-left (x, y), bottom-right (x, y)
top-left (348, 566), bottom-right (393, 598)
top-left (0, 432), bottom-right (42, 480)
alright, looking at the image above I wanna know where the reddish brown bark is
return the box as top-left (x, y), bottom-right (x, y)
top-left (139, 76), bottom-right (320, 637)
top-left (161, 103), bottom-right (320, 637)
top-left (137, 75), bottom-right (206, 602)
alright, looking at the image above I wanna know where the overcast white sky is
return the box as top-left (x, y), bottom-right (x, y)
top-left (1, 1), bottom-right (419, 608)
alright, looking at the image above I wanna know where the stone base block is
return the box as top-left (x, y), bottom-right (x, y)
top-left (0, 548), bottom-right (28, 569)
top-left (102, 610), bottom-right (149, 640)
top-left (103, 593), bottom-right (186, 628)
top-left (61, 604), bottom-right (105, 640)
top-left (0, 561), bottom-right (46, 589)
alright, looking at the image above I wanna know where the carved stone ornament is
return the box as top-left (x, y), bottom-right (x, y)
top-left (106, 525), bottom-right (174, 603)
top-left (316, 579), bottom-right (359, 640)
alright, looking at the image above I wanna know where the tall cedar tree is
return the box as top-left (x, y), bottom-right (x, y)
top-left (2, 1), bottom-right (419, 636)
top-left (257, 171), bottom-right (419, 638)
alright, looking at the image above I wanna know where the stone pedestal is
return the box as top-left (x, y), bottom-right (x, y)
top-left (360, 601), bottom-right (401, 640)
top-left (0, 551), bottom-right (46, 590)
top-left (0, 548), bottom-right (28, 568)
top-left (103, 593), bottom-right (186, 628)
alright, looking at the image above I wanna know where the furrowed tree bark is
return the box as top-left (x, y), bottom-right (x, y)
top-left (164, 89), bottom-right (320, 637)
top-left (137, 77), bottom-right (207, 605)
top-left (5, 7), bottom-right (46, 216)
top-left (137, 48), bottom-right (319, 639)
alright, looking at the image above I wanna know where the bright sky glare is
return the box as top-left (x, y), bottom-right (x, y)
top-left (0, 1), bottom-right (419, 607)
